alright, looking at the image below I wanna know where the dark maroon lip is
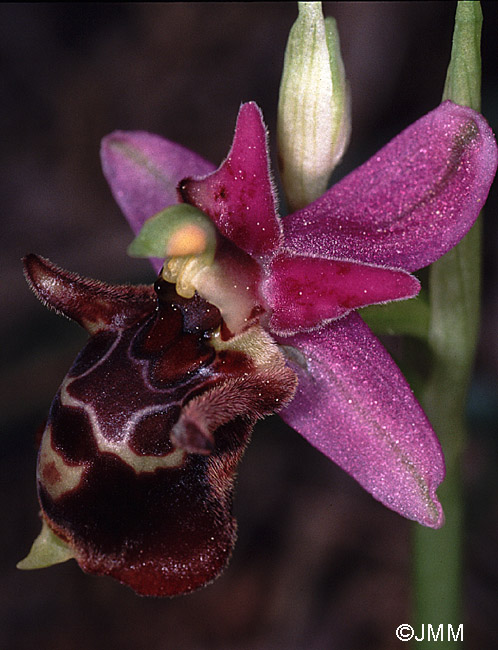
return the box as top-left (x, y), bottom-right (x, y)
top-left (26, 254), bottom-right (296, 596)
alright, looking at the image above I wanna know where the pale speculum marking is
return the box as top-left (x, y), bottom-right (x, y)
top-left (38, 424), bottom-right (86, 501)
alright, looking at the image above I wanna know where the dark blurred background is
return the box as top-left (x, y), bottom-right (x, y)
top-left (1, 3), bottom-right (497, 649)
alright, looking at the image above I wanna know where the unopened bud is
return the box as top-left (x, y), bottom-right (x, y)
top-left (278, 2), bottom-right (350, 211)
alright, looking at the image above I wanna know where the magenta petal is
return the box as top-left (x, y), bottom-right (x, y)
top-left (264, 253), bottom-right (420, 335)
top-left (278, 313), bottom-right (445, 527)
top-left (180, 102), bottom-right (282, 258)
top-left (283, 101), bottom-right (497, 272)
top-left (101, 131), bottom-right (215, 236)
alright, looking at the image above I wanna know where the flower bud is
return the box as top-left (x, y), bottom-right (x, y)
top-left (278, 2), bottom-right (350, 211)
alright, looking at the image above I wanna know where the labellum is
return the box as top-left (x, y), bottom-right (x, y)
top-left (21, 254), bottom-right (296, 596)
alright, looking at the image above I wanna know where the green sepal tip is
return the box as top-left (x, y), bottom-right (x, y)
top-left (17, 519), bottom-right (75, 570)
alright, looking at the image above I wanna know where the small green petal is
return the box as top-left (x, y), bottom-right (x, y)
top-left (17, 520), bottom-right (74, 570)
top-left (128, 204), bottom-right (217, 263)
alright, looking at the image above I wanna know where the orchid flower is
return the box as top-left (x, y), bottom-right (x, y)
top-left (19, 99), bottom-right (496, 597)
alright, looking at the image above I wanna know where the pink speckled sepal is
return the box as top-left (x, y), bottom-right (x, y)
top-left (180, 102), bottom-right (282, 258)
top-left (283, 101), bottom-right (497, 272)
top-left (101, 130), bottom-right (215, 236)
top-left (279, 313), bottom-right (445, 528)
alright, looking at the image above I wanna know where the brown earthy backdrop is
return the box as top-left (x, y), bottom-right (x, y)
top-left (1, 3), bottom-right (497, 649)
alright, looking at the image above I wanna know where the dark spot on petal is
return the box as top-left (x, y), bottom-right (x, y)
top-left (215, 185), bottom-right (227, 201)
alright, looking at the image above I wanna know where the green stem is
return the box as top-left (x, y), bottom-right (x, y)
top-left (412, 3), bottom-right (482, 648)
top-left (414, 463), bottom-right (464, 646)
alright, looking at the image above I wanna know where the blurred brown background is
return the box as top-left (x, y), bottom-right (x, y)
top-left (1, 3), bottom-right (497, 649)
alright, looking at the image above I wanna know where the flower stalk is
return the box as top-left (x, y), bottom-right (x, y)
top-left (412, 3), bottom-right (483, 646)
